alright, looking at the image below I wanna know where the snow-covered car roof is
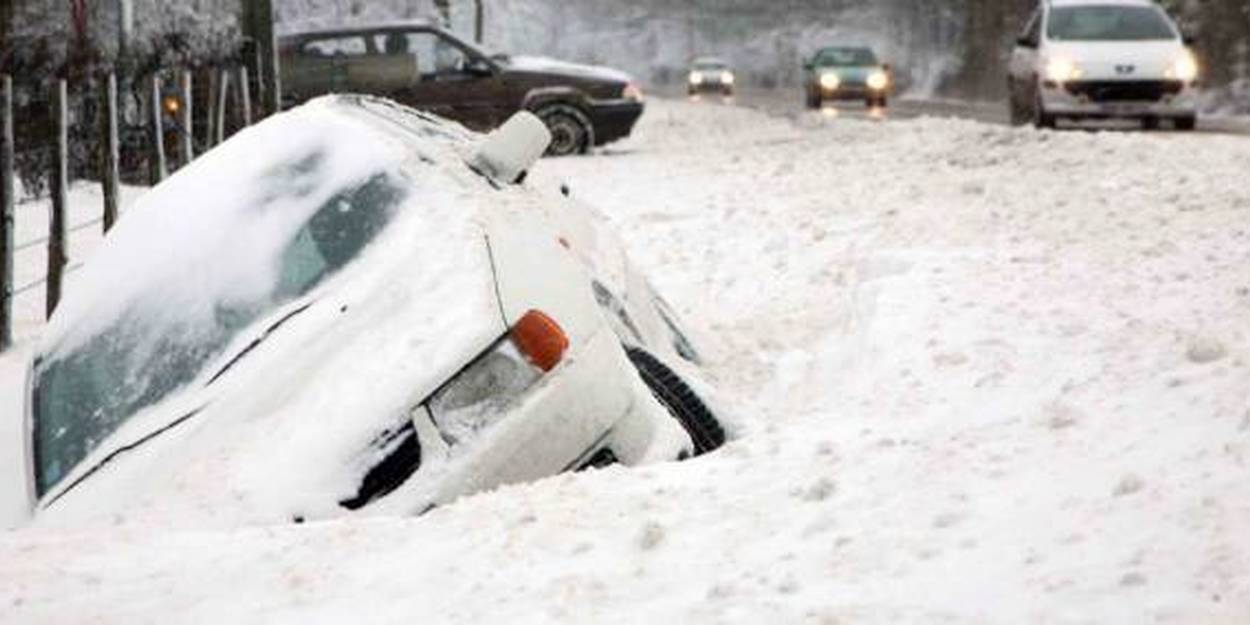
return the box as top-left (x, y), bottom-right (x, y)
top-left (28, 96), bottom-right (520, 523)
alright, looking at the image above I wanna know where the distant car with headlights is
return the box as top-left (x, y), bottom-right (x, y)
top-left (802, 46), bottom-right (892, 109)
top-left (280, 20), bottom-right (646, 156)
top-left (1007, 0), bottom-right (1198, 130)
top-left (687, 57), bottom-right (736, 96)
top-left (22, 96), bottom-right (725, 528)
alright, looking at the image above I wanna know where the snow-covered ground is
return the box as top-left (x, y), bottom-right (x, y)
top-left (3, 99), bottom-right (1250, 623)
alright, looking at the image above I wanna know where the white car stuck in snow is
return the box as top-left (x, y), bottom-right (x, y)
top-left (1008, 0), bottom-right (1200, 129)
top-left (21, 96), bottom-right (725, 527)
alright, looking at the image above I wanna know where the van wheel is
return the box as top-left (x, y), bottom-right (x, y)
top-left (1032, 89), bottom-right (1057, 129)
top-left (1008, 80), bottom-right (1029, 126)
top-left (535, 104), bottom-right (593, 157)
top-left (626, 346), bottom-right (725, 456)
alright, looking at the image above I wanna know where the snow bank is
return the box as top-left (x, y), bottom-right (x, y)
top-left (3, 99), bottom-right (1250, 622)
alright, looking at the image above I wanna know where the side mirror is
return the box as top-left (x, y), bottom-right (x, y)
top-left (1182, 33), bottom-right (1197, 47)
top-left (802, 61), bottom-right (813, 71)
top-left (466, 58), bottom-right (495, 77)
top-left (1015, 36), bottom-right (1036, 49)
top-left (882, 63), bottom-right (892, 73)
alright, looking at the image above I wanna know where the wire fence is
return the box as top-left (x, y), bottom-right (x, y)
top-left (2, 64), bottom-right (264, 351)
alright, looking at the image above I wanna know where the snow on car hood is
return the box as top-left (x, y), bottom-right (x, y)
top-left (505, 55), bottom-right (633, 84)
top-left (31, 97), bottom-right (508, 528)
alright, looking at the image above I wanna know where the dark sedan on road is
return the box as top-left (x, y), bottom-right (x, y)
top-left (803, 46), bottom-right (893, 109)
top-left (280, 21), bottom-right (646, 156)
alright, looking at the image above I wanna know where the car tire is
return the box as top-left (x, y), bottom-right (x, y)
top-left (1032, 88), bottom-right (1056, 130)
top-left (1008, 80), bottom-right (1030, 126)
top-left (1175, 115), bottom-right (1197, 131)
top-left (625, 346), bottom-right (726, 457)
top-left (1142, 115), bottom-right (1160, 131)
top-left (535, 103), bottom-right (593, 157)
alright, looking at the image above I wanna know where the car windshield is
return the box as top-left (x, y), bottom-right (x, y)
top-left (1047, 5), bottom-right (1176, 41)
top-left (694, 60), bottom-right (728, 71)
top-left (814, 48), bottom-right (878, 67)
top-left (31, 131), bottom-right (408, 498)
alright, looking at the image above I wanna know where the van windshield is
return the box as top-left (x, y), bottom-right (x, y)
top-left (1047, 5), bottom-right (1177, 41)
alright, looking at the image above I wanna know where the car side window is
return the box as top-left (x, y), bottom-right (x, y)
top-left (375, 32), bottom-right (475, 80)
top-left (302, 35), bottom-right (368, 58)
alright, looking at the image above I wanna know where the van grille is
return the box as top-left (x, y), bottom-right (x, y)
top-left (1064, 80), bottom-right (1184, 103)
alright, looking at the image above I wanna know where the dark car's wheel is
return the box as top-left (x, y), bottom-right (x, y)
top-left (536, 104), bottom-right (592, 157)
top-left (1175, 115), bottom-right (1197, 131)
top-left (626, 346), bottom-right (725, 457)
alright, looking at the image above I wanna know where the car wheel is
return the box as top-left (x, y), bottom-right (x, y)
top-left (1008, 81), bottom-right (1029, 126)
top-left (535, 104), bottom-right (592, 157)
top-left (1175, 115), bottom-right (1197, 131)
top-left (1142, 115), bottom-right (1160, 131)
top-left (1032, 88), bottom-right (1056, 129)
top-left (626, 346), bottom-right (725, 457)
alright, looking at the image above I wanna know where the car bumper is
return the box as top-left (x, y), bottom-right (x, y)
top-left (587, 99), bottom-right (645, 146)
top-left (1040, 81), bottom-right (1197, 118)
top-left (688, 82), bottom-right (733, 94)
top-left (812, 85), bottom-right (888, 101)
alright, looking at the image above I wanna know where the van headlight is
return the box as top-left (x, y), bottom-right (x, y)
top-left (1167, 51), bottom-right (1199, 82)
top-left (1045, 57), bottom-right (1083, 84)
top-left (721, 71), bottom-right (735, 85)
top-left (867, 70), bottom-right (889, 91)
top-left (427, 310), bottom-right (568, 447)
top-left (819, 73), bottom-right (841, 90)
top-left (689, 71), bottom-right (704, 86)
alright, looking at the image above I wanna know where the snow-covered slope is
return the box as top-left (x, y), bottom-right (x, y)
top-left (2, 100), bottom-right (1249, 623)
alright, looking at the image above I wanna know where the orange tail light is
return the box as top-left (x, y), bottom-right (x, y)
top-left (511, 310), bottom-right (569, 372)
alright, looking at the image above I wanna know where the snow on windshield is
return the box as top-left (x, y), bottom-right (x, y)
top-left (32, 100), bottom-right (415, 497)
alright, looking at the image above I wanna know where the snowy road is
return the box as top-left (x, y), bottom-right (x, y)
top-left (3, 98), bottom-right (1250, 623)
top-left (662, 85), bottom-right (1250, 136)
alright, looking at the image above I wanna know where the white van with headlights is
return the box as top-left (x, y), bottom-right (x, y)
top-left (22, 96), bottom-right (726, 528)
top-left (1008, 0), bottom-right (1199, 130)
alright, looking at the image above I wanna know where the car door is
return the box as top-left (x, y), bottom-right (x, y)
top-left (377, 29), bottom-right (505, 131)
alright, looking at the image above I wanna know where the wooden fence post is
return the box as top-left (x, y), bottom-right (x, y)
top-left (214, 68), bottom-right (230, 145)
top-left (148, 73), bottom-right (166, 183)
top-left (101, 72), bottom-right (120, 233)
top-left (47, 79), bottom-right (69, 318)
top-left (236, 65), bottom-right (252, 128)
top-left (178, 69), bottom-right (193, 166)
top-left (1, 76), bottom-right (14, 350)
top-left (205, 69), bottom-right (218, 148)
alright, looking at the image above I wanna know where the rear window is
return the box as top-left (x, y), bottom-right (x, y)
top-left (1047, 5), bottom-right (1177, 41)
